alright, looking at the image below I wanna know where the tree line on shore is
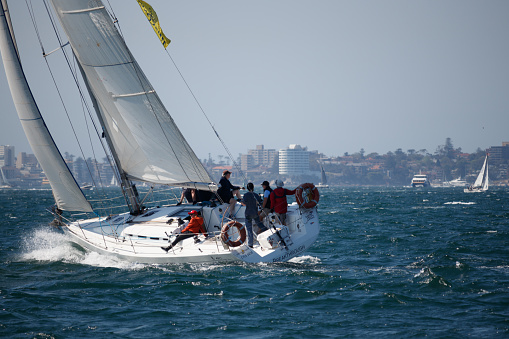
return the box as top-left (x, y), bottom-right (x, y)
top-left (301, 138), bottom-right (504, 186)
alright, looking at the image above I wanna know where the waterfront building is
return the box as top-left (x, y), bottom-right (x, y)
top-left (241, 145), bottom-right (277, 171)
top-left (279, 144), bottom-right (310, 175)
top-left (488, 142), bottom-right (509, 165)
top-left (0, 145), bottom-right (15, 167)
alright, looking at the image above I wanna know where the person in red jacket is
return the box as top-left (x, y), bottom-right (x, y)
top-left (269, 180), bottom-right (295, 226)
top-left (161, 210), bottom-right (207, 252)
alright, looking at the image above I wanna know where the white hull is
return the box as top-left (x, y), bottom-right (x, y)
top-left (59, 202), bottom-right (320, 264)
top-left (411, 174), bottom-right (430, 187)
top-left (463, 187), bottom-right (487, 193)
top-left (443, 178), bottom-right (467, 187)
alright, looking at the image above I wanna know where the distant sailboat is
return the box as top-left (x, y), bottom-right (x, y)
top-left (316, 162), bottom-right (329, 188)
top-left (464, 154), bottom-right (489, 193)
top-left (0, 167), bottom-right (12, 188)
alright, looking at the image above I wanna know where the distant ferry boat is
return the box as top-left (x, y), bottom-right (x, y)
top-left (411, 174), bottom-right (430, 187)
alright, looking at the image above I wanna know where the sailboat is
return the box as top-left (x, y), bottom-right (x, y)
top-left (464, 154), bottom-right (489, 193)
top-left (0, 0), bottom-right (320, 263)
top-left (0, 167), bottom-right (12, 188)
top-left (316, 163), bottom-right (329, 188)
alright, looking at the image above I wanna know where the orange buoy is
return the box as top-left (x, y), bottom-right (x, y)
top-left (295, 183), bottom-right (319, 209)
top-left (221, 221), bottom-right (247, 247)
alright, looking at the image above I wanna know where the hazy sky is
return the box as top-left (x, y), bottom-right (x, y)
top-left (1, 0), bottom-right (508, 161)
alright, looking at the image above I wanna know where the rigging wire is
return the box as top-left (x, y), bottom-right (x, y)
top-left (25, 1), bottom-right (96, 195)
top-left (41, 0), bottom-right (116, 213)
top-left (163, 49), bottom-right (247, 184)
top-left (42, 0), bottom-right (121, 194)
top-left (26, 0), bottom-right (122, 215)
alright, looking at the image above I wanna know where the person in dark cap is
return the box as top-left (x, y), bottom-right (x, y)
top-left (217, 170), bottom-right (242, 218)
top-left (161, 210), bottom-right (207, 252)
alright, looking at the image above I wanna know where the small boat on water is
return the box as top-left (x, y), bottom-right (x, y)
top-left (464, 154), bottom-right (489, 193)
top-left (411, 174), bottom-right (430, 187)
top-left (443, 177), bottom-right (467, 187)
top-left (0, 0), bottom-right (321, 263)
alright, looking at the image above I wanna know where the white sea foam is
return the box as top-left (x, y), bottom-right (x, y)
top-left (289, 255), bottom-right (321, 264)
top-left (20, 227), bottom-right (146, 270)
top-left (444, 201), bottom-right (476, 205)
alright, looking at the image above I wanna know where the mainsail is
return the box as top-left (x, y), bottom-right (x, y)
top-left (49, 0), bottom-right (213, 188)
top-left (0, 0), bottom-right (92, 212)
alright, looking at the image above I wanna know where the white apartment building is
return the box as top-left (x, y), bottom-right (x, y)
top-left (279, 144), bottom-right (310, 175)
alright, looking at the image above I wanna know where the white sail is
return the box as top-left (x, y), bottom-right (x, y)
top-left (0, 1), bottom-right (92, 212)
top-left (482, 156), bottom-right (489, 190)
top-left (321, 165), bottom-right (327, 185)
top-left (49, 0), bottom-right (212, 187)
top-left (473, 155), bottom-right (488, 189)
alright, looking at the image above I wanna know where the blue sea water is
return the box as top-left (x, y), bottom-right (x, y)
top-left (0, 187), bottom-right (508, 338)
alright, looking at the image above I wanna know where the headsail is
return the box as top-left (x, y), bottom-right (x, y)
top-left (49, 0), bottom-right (213, 188)
top-left (473, 154), bottom-right (488, 189)
top-left (0, 0), bottom-right (92, 212)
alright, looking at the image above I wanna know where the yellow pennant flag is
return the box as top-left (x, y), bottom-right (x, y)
top-left (136, 0), bottom-right (171, 48)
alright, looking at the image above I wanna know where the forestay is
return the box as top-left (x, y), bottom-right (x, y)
top-left (49, 0), bottom-right (213, 187)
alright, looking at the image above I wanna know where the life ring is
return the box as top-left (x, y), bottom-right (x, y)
top-left (221, 221), bottom-right (247, 247)
top-left (296, 183), bottom-right (319, 209)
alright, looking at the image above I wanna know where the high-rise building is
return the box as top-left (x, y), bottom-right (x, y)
top-left (488, 142), bottom-right (509, 165)
top-left (241, 145), bottom-right (277, 171)
top-left (0, 145), bottom-right (15, 167)
top-left (241, 154), bottom-right (255, 171)
top-left (16, 152), bottom-right (38, 169)
top-left (279, 144), bottom-right (310, 175)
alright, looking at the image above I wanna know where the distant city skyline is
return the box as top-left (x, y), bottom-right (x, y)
top-left (1, 1), bottom-right (508, 161)
top-left (1, 138), bottom-right (505, 164)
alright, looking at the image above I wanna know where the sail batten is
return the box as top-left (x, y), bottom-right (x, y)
top-left (112, 90), bottom-right (155, 98)
top-left (49, 0), bottom-right (213, 186)
top-left (61, 6), bottom-right (105, 14)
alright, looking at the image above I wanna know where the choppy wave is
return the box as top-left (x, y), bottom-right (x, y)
top-left (2, 187), bottom-right (508, 338)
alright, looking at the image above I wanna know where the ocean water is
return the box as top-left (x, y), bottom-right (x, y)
top-left (1, 187), bottom-right (508, 338)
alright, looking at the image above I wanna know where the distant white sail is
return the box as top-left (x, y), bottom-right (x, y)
top-left (0, 2), bottom-right (92, 212)
top-left (321, 165), bottom-right (327, 185)
top-left (473, 155), bottom-right (488, 189)
top-left (49, 0), bottom-right (212, 187)
top-left (464, 154), bottom-right (488, 193)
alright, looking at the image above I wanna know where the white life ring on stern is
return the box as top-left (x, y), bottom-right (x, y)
top-left (221, 221), bottom-right (247, 247)
top-left (296, 183), bottom-right (319, 209)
